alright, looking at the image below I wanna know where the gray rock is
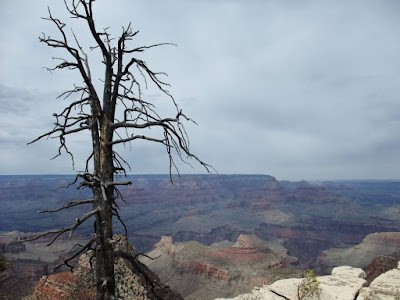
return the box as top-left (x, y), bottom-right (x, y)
top-left (357, 266), bottom-right (400, 300)
top-left (331, 265), bottom-right (366, 279)
top-left (215, 286), bottom-right (286, 300)
top-left (317, 273), bottom-right (365, 300)
top-left (215, 266), bottom-right (366, 300)
top-left (269, 278), bottom-right (302, 299)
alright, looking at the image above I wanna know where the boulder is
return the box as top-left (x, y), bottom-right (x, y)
top-left (215, 286), bottom-right (287, 300)
top-left (269, 278), bottom-right (302, 299)
top-left (364, 255), bottom-right (399, 285)
top-left (331, 266), bottom-right (366, 279)
top-left (357, 262), bottom-right (400, 300)
top-left (317, 273), bottom-right (365, 300)
top-left (215, 266), bottom-right (366, 300)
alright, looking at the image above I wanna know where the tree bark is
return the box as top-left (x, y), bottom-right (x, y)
top-left (94, 111), bottom-right (117, 298)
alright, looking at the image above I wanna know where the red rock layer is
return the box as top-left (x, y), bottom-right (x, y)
top-left (209, 248), bottom-right (264, 263)
top-left (182, 261), bottom-right (229, 282)
top-left (363, 232), bottom-right (400, 245)
top-left (364, 255), bottom-right (400, 285)
top-left (27, 268), bottom-right (95, 300)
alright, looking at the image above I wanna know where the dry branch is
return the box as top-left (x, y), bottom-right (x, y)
top-left (38, 199), bottom-right (95, 213)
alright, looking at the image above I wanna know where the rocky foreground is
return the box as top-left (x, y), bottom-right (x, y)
top-left (22, 254), bottom-right (400, 300)
top-left (22, 234), bottom-right (182, 300)
top-left (215, 264), bottom-right (400, 300)
top-left (8, 231), bottom-right (400, 300)
top-left (140, 232), bottom-right (400, 300)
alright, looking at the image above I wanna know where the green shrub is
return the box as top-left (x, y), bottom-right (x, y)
top-left (298, 269), bottom-right (321, 300)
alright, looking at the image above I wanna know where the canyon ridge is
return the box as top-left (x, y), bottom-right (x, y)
top-left (0, 174), bottom-right (399, 299)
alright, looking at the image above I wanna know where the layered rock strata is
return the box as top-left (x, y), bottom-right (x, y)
top-left (141, 235), bottom-right (300, 300)
top-left (316, 232), bottom-right (400, 273)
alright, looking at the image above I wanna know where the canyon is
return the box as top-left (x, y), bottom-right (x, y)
top-left (141, 233), bottom-right (400, 300)
top-left (0, 230), bottom-right (90, 299)
top-left (0, 174), bottom-right (399, 299)
top-left (140, 235), bottom-right (300, 300)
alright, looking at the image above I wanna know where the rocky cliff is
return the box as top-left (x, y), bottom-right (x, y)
top-left (315, 232), bottom-right (400, 273)
top-left (0, 231), bottom-right (90, 300)
top-left (358, 261), bottom-right (400, 300)
top-left (2, 175), bottom-right (399, 264)
top-left (2, 175), bottom-right (400, 298)
top-left (215, 263), bottom-right (400, 300)
top-left (140, 235), bottom-right (300, 300)
top-left (364, 255), bottom-right (400, 285)
top-left (23, 234), bottom-right (183, 300)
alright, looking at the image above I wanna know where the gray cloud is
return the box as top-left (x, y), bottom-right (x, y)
top-left (0, 0), bottom-right (400, 180)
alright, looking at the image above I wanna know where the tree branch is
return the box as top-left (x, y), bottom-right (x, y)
top-left (109, 135), bottom-right (167, 146)
top-left (38, 199), bottom-right (95, 213)
top-left (23, 208), bottom-right (99, 246)
top-left (52, 237), bottom-right (95, 272)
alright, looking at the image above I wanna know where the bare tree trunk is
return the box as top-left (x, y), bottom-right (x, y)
top-left (93, 168), bottom-right (115, 298)
top-left (94, 188), bottom-right (115, 299)
top-left (94, 112), bottom-right (117, 298)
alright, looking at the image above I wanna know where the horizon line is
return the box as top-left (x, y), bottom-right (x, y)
top-left (0, 174), bottom-right (399, 182)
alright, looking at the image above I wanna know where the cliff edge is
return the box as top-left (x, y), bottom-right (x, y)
top-left (215, 263), bottom-right (400, 300)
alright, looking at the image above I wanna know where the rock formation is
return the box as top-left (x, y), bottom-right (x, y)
top-left (2, 175), bottom-right (400, 298)
top-left (215, 263), bottom-right (398, 300)
top-left (141, 235), bottom-right (300, 300)
top-left (316, 232), bottom-right (400, 273)
top-left (358, 261), bottom-right (400, 299)
top-left (364, 255), bottom-right (400, 285)
top-left (2, 175), bottom-right (399, 262)
top-left (23, 234), bottom-right (183, 300)
top-left (0, 231), bottom-right (90, 300)
top-left (214, 266), bottom-right (366, 300)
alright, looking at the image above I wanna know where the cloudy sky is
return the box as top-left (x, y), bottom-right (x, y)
top-left (1, 0), bottom-right (400, 180)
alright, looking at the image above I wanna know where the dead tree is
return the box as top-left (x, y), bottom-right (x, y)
top-left (28, 1), bottom-right (211, 299)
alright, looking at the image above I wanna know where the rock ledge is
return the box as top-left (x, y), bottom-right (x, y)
top-left (215, 263), bottom-right (400, 300)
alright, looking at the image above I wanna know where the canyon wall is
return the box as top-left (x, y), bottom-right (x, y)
top-left (1, 175), bottom-right (400, 298)
top-left (141, 235), bottom-right (300, 300)
top-left (315, 232), bottom-right (400, 273)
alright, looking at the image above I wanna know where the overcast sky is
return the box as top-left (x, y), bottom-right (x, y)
top-left (1, 0), bottom-right (400, 181)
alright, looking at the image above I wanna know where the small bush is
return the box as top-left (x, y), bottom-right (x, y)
top-left (298, 269), bottom-right (320, 300)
